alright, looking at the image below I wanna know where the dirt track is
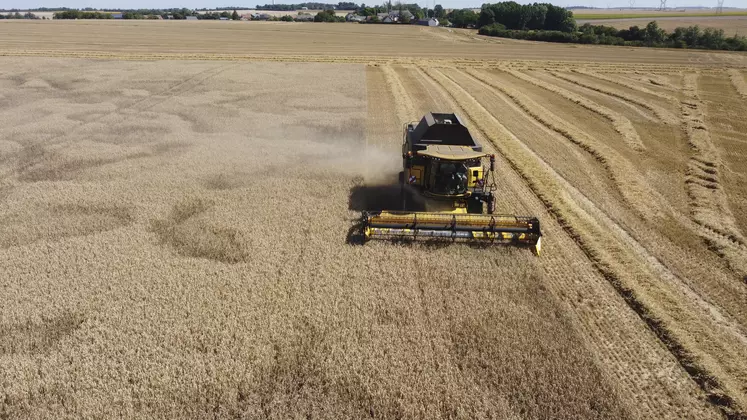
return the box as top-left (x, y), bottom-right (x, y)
top-left (1, 22), bottom-right (747, 419)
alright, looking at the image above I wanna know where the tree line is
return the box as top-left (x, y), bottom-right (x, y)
top-left (53, 8), bottom-right (202, 20)
top-left (0, 7), bottom-right (71, 11)
top-left (0, 12), bottom-right (40, 19)
top-left (256, 2), bottom-right (356, 10)
top-left (53, 10), bottom-right (115, 19)
top-left (479, 19), bottom-right (747, 51)
top-left (477, 2), bottom-right (576, 32)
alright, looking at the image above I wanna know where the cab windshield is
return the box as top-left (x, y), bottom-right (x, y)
top-left (432, 161), bottom-right (468, 195)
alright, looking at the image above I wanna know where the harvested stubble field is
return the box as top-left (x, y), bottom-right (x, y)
top-left (1, 21), bottom-right (747, 420)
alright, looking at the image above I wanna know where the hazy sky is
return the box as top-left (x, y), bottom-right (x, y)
top-left (1, 0), bottom-right (733, 10)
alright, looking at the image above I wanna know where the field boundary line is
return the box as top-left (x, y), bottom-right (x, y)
top-left (501, 60), bottom-right (717, 74)
top-left (2, 49), bottom-right (744, 71)
top-left (422, 64), bottom-right (747, 418)
top-left (504, 68), bottom-right (646, 152)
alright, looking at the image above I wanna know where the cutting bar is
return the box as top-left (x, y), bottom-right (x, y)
top-left (363, 211), bottom-right (542, 255)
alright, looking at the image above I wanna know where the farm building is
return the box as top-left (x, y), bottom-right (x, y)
top-left (111, 13), bottom-right (123, 19)
top-left (345, 13), bottom-right (365, 22)
top-left (185, 16), bottom-right (198, 21)
top-left (417, 17), bottom-right (439, 26)
top-left (396, 10), bottom-right (414, 20)
top-left (372, 10), bottom-right (415, 23)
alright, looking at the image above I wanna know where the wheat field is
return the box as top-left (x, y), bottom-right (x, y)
top-left (1, 21), bottom-right (747, 419)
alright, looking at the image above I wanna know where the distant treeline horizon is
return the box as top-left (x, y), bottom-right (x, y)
top-left (3, 4), bottom-right (745, 12)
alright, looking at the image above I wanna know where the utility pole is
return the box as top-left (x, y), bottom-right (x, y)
top-left (659, 0), bottom-right (667, 11)
top-left (629, 0), bottom-right (635, 8)
top-left (717, 0), bottom-right (725, 14)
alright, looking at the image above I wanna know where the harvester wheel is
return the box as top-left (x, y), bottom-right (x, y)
top-left (398, 171), bottom-right (408, 210)
top-left (467, 197), bottom-right (483, 214)
top-left (487, 193), bottom-right (496, 214)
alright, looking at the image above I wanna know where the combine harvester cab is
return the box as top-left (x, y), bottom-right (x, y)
top-left (362, 112), bottom-right (542, 255)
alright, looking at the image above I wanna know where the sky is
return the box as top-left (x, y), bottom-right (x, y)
top-left (0, 0), bottom-right (737, 10)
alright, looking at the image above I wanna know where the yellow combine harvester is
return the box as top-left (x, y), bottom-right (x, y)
top-left (363, 113), bottom-right (542, 255)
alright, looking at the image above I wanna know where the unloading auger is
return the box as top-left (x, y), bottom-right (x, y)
top-left (362, 113), bottom-right (542, 255)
